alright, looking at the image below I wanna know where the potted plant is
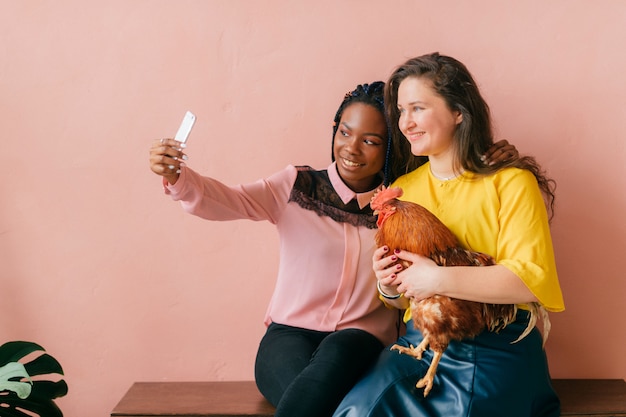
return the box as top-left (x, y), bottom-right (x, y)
top-left (0, 341), bottom-right (67, 417)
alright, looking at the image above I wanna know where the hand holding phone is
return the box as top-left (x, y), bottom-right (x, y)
top-left (174, 111), bottom-right (196, 143)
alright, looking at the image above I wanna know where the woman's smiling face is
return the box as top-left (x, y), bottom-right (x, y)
top-left (332, 102), bottom-right (388, 193)
top-left (396, 76), bottom-right (462, 159)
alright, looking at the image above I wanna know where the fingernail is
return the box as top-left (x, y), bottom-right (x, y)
top-left (480, 155), bottom-right (486, 161)
top-left (394, 249), bottom-right (400, 254)
top-left (168, 165), bottom-right (175, 169)
top-left (182, 155), bottom-right (189, 161)
top-left (180, 143), bottom-right (187, 148)
top-left (176, 169), bottom-right (181, 174)
top-left (391, 256), bottom-right (397, 261)
top-left (396, 264), bottom-right (402, 270)
top-left (383, 246), bottom-right (389, 252)
top-left (390, 274), bottom-right (396, 279)
top-left (173, 156), bottom-right (178, 161)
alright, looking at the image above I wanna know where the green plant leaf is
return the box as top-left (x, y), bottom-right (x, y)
top-left (0, 393), bottom-right (64, 417)
top-left (0, 342), bottom-right (44, 367)
top-left (0, 362), bottom-right (32, 399)
top-left (29, 380), bottom-right (69, 399)
top-left (0, 341), bottom-right (66, 417)
top-left (24, 354), bottom-right (64, 377)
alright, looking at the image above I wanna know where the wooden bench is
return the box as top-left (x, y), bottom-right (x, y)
top-left (111, 381), bottom-right (274, 417)
top-left (111, 379), bottom-right (626, 417)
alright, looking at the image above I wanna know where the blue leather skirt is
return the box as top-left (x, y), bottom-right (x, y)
top-left (333, 312), bottom-right (560, 417)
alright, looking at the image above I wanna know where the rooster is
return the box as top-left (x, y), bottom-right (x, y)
top-left (371, 186), bottom-right (548, 397)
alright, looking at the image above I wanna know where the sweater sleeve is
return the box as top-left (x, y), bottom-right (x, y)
top-left (163, 165), bottom-right (298, 225)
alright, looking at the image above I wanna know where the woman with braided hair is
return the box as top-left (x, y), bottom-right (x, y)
top-left (148, 81), bottom-right (517, 417)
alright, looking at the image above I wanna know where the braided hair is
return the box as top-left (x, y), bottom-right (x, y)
top-left (331, 82), bottom-right (403, 185)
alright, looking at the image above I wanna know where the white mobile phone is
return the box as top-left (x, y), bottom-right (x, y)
top-left (174, 111), bottom-right (196, 143)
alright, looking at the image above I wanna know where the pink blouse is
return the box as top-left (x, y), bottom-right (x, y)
top-left (164, 163), bottom-right (399, 345)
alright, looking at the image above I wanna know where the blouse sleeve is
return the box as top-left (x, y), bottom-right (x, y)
top-left (163, 165), bottom-right (298, 225)
top-left (495, 169), bottom-right (564, 312)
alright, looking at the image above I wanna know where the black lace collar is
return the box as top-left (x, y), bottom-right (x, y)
top-left (288, 166), bottom-right (378, 229)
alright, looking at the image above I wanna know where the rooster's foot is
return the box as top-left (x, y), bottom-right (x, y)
top-left (416, 375), bottom-right (434, 397)
top-left (416, 350), bottom-right (442, 397)
top-left (390, 343), bottom-right (425, 360)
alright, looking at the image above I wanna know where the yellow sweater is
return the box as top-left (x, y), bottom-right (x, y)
top-left (393, 163), bottom-right (565, 313)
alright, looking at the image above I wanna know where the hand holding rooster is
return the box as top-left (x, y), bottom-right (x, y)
top-left (376, 249), bottom-right (442, 301)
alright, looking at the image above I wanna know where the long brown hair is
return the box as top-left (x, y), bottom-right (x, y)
top-left (384, 52), bottom-right (556, 220)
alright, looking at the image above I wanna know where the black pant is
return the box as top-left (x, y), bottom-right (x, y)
top-left (254, 322), bottom-right (383, 417)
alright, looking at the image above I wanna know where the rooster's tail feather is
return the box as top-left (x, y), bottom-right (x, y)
top-left (511, 302), bottom-right (550, 347)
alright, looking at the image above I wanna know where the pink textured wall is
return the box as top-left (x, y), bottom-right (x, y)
top-left (1, 1), bottom-right (624, 415)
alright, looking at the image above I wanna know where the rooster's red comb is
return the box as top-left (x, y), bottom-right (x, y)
top-left (370, 186), bottom-right (404, 210)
